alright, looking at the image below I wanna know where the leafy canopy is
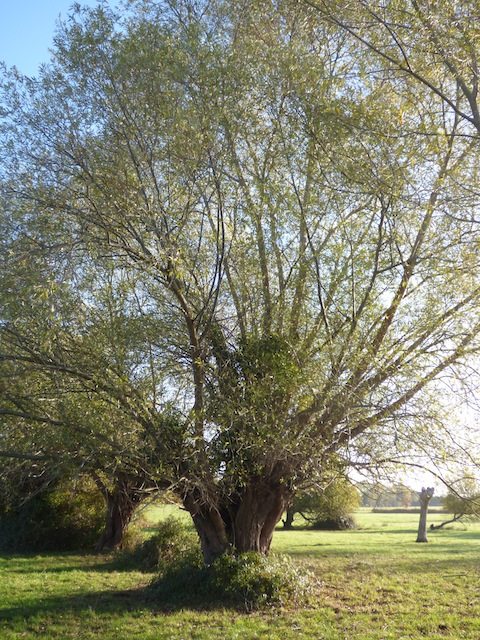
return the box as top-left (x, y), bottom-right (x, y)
top-left (1, 0), bottom-right (480, 556)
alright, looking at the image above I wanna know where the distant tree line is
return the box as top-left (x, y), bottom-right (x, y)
top-left (357, 483), bottom-right (443, 509)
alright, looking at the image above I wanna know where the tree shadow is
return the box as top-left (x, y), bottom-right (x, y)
top-left (0, 578), bottom-right (230, 623)
top-left (0, 551), bottom-right (151, 576)
top-left (0, 586), bottom-right (150, 623)
top-left (0, 552), bottom-right (258, 617)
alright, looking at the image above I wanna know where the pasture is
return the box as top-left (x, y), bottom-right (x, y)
top-left (1, 508), bottom-right (479, 639)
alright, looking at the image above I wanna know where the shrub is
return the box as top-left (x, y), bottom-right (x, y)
top-left (312, 514), bottom-right (356, 530)
top-left (209, 551), bottom-right (315, 610)
top-left (0, 475), bottom-right (104, 552)
top-left (136, 519), bottom-right (315, 611)
top-left (442, 482), bottom-right (480, 519)
top-left (150, 547), bottom-right (316, 611)
top-left (287, 476), bottom-right (360, 529)
top-left (118, 516), bottom-right (202, 573)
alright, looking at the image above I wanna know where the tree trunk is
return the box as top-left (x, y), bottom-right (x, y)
top-left (184, 480), bottom-right (292, 564)
top-left (282, 506), bottom-right (295, 529)
top-left (416, 487), bottom-right (434, 543)
top-left (232, 484), bottom-right (290, 553)
top-left (94, 474), bottom-right (145, 552)
top-left (183, 492), bottom-right (231, 564)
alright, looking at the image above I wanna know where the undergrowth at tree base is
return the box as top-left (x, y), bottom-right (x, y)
top-left (119, 517), bottom-right (316, 611)
top-left (149, 550), bottom-right (317, 611)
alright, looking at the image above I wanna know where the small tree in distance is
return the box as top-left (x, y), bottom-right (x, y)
top-left (431, 480), bottom-right (480, 530)
top-left (283, 477), bottom-right (360, 530)
top-left (416, 487), bottom-right (435, 543)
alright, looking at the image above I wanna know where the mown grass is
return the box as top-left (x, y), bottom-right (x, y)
top-left (1, 507), bottom-right (480, 639)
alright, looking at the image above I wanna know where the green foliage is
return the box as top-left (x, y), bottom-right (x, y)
top-left (151, 549), bottom-right (315, 612)
top-left (208, 551), bottom-right (315, 611)
top-left (0, 475), bottom-right (104, 552)
top-left (0, 457), bottom-right (49, 518)
top-left (139, 517), bottom-right (315, 611)
top-left (292, 476), bottom-right (360, 529)
top-left (2, 0), bottom-right (480, 563)
top-left (442, 480), bottom-right (480, 518)
top-left (211, 334), bottom-right (299, 425)
top-left (310, 514), bottom-right (356, 530)
top-left (118, 516), bottom-right (202, 573)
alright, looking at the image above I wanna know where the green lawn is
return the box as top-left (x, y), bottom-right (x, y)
top-left (1, 508), bottom-right (479, 639)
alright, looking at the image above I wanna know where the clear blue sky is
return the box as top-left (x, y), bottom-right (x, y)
top-left (0, 1), bottom-right (106, 77)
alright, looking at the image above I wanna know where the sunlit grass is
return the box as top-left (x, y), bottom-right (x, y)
top-left (1, 508), bottom-right (480, 639)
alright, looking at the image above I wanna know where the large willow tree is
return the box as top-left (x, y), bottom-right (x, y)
top-left (2, 0), bottom-right (480, 562)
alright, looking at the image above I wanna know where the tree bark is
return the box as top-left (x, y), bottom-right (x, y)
top-left (282, 507), bottom-right (295, 529)
top-left (233, 484), bottom-right (287, 553)
top-left (94, 474), bottom-right (145, 552)
top-left (430, 513), bottom-right (464, 530)
top-left (184, 480), bottom-right (293, 564)
top-left (416, 487), bottom-right (434, 543)
top-left (183, 492), bottom-right (231, 564)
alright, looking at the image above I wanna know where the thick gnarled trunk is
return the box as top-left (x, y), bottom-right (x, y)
top-left (184, 480), bottom-right (292, 564)
top-left (232, 484), bottom-right (290, 553)
top-left (190, 511), bottom-right (231, 564)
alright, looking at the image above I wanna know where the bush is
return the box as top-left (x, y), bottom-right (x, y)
top-left (288, 476), bottom-right (360, 529)
top-left (209, 551), bottom-right (315, 610)
top-left (312, 514), bottom-right (356, 530)
top-left (132, 519), bottom-right (316, 611)
top-left (118, 516), bottom-right (202, 573)
top-left (150, 545), bottom-right (316, 611)
top-left (0, 476), bottom-right (105, 552)
top-left (442, 481), bottom-right (480, 519)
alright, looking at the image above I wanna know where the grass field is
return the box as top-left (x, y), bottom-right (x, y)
top-left (1, 507), bottom-right (479, 639)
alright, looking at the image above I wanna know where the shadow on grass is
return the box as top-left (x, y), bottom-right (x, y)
top-left (0, 551), bottom-right (318, 618)
top-left (0, 552), bottom-right (152, 576)
top-left (0, 553), bottom-right (278, 616)
top-left (0, 586), bottom-right (153, 622)
top-left (3, 525), bottom-right (480, 621)
top-left (0, 575), bottom-right (230, 622)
